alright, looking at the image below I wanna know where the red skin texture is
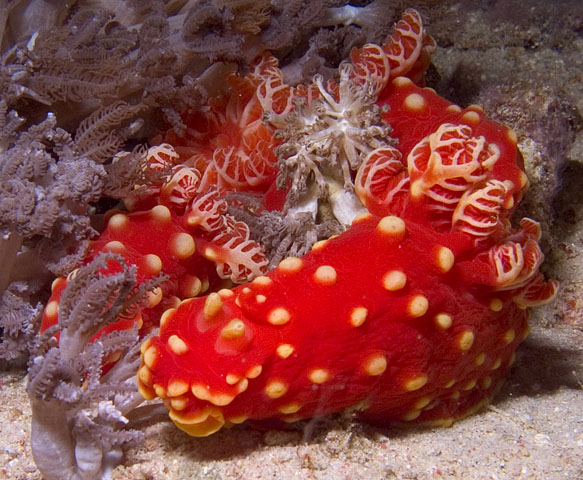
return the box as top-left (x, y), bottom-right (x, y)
top-left (375, 79), bottom-right (526, 234)
top-left (378, 79), bottom-right (526, 186)
top-left (40, 207), bottom-right (229, 337)
top-left (138, 214), bottom-right (529, 435)
top-left (261, 179), bottom-right (289, 211)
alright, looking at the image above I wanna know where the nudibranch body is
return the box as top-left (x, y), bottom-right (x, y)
top-left (41, 198), bottom-right (269, 337)
top-left (39, 7), bottom-right (557, 439)
top-left (134, 10), bottom-right (557, 437)
top-left (137, 211), bottom-right (542, 436)
top-left (138, 78), bottom-right (558, 434)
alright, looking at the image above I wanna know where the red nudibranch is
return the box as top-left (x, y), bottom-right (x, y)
top-left (137, 96), bottom-right (557, 434)
top-left (136, 12), bottom-right (557, 435)
top-left (138, 211), bottom-right (547, 436)
top-left (41, 8), bottom-right (558, 437)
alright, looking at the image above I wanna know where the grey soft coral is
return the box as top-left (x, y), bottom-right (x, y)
top-left (0, 106), bottom-right (106, 288)
top-left (27, 253), bottom-right (167, 480)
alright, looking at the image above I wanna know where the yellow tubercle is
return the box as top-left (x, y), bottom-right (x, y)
top-left (404, 374), bottom-right (428, 392)
top-left (267, 307), bottom-right (291, 325)
top-left (169, 405), bottom-right (225, 437)
top-left (408, 295), bottom-right (429, 317)
top-left (203, 292), bottom-right (223, 320)
top-left (313, 265), bottom-right (337, 286)
top-left (364, 354), bottom-right (387, 376)
top-left (265, 380), bottom-right (288, 399)
top-left (382, 270), bottom-right (407, 291)
top-left (167, 334), bottom-right (189, 355)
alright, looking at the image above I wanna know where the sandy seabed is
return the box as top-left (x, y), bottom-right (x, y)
top-left (2, 1), bottom-right (583, 478)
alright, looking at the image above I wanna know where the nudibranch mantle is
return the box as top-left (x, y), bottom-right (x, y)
top-left (38, 7), bottom-right (557, 439)
top-left (138, 213), bottom-right (535, 436)
top-left (134, 10), bottom-right (558, 437)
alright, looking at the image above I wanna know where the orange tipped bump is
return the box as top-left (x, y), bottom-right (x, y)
top-left (277, 257), bottom-right (303, 274)
top-left (491, 358), bottom-right (502, 370)
top-left (503, 329), bottom-right (516, 345)
top-left (265, 380), bottom-right (288, 399)
top-left (221, 319), bottom-right (246, 339)
top-left (181, 275), bottom-right (202, 298)
top-left (252, 276), bottom-right (272, 286)
top-left (481, 376), bottom-right (493, 389)
top-left (160, 308), bottom-right (176, 329)
top-left (150, 205), bottom-right (171, 223)
top-left (403, 409), bottom-right (421, 421)
top-left (408, 295), bottom-right (429, 317)
top-left (218, 288), bottom-right (235, 299)
top-left (382, 270), bottom-right (407, 291)
top-left (168, 334), bottom-right (188, 355)
top-left (313, 265), bottom-right (337, 286)
top-left (170, 397), bottom-right (188, 411)
top-left (490, 298), bottom-right (503, 312)
top-left (147, 287), bottom-right (163, 307)
top-left (276, 344), bottom-right (294, 359)
top-left (311, 239), bottom-right (329, 251)
top-left (392, 76), bottom-right (413, 87)
top-left (167, 379), bottom-right (190, 397)
top-left (267, 307), bottom-right (291, 326)
top-left (169, 232), bottom-right (196, 259)
top-left (463, 379), bottom-right (477, 391)
top-left (404, 93), bottom-right (426, 112)
top-left (458, 331), bottom-right (475, 351)
top-left (414, 396), bottom-right (432, 410)
top-left (364, 354), bottom-right (387, 376)
top-left (434, 313), bottom-right (452, 329)
top-left (142, 345), bottom-right (158, 369)
top-left (474, 353), bottom-right (486, 366)
top-left (446, 104), bottom-right (462, 113)
top-left (404, 374), bottom-right (428, 391)
top-left (143, 254), bottom-right (162, 275)
top-left (246, 365), bottom-right (263, 378)
top-left (377, 216), bottom-right (406, 237)
top-left (137, 365), bottom-right (151, 385)
top-left (256, 294), bottom-right (267, 304)
top-left (203, 293), bottom-right (223, 320)
top-left (104, 240), bottom-right (125, 253)
top-left (226, 373), bottom-right (241, 385)
top-left (278, 403), bottom-right (302, 414)
top-left (108, 213), bottom-right (129, 231)
top-left (169, 406), bottom-right (225, 437)
top-left (435, 246), bottom-right (455, 273)
top-left (350, 307), bottom-right (368, 327)
top-left (352, 212), bottom-right (373, 224)
top-left (308, 368), bottom-right (331, 384)
top-left (44, 300), bottom-right (59, 319)
top-left (461, 110), bottom-right (481, 125)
